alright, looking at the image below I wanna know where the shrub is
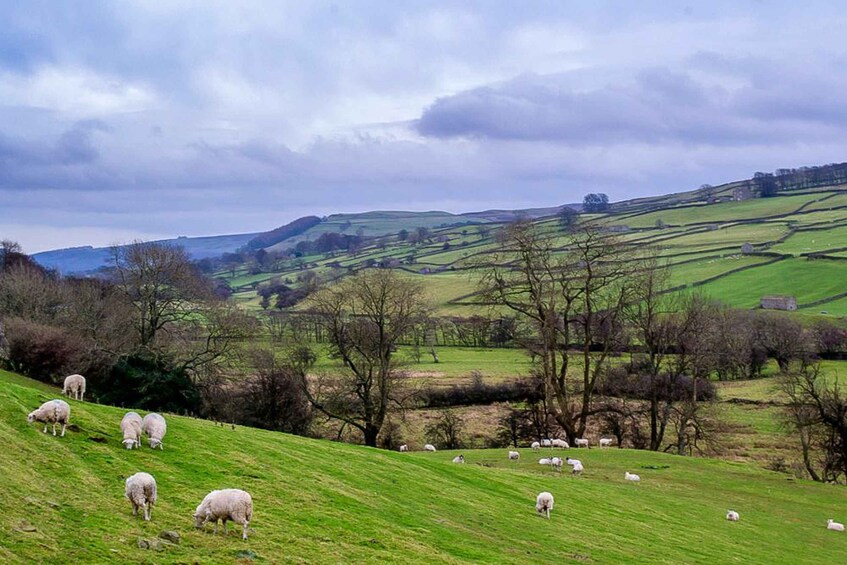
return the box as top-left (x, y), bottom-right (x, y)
top-left (3, 317), bottom-right (84, 383)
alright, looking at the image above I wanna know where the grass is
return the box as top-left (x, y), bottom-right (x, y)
top-left (613, 193), bottom-right (823, 228)
top-left (687, 258), bottom-right (847, 307)
top-left (772, 225), bottom-right (847, 255)
top-left (3, 369), bottom-right (847, 564)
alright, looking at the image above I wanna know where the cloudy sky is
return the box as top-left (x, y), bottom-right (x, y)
top-left (2, 1), bottom-right (846, 252)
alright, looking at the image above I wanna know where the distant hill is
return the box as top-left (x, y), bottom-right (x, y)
top-left (32, 232), bottom-right (258, 275)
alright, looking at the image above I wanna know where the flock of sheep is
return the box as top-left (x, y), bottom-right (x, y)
top-left (23, 373), bottom-right (847, 547)
top-left (26, 374), bottom-right (255, 541)
top-left (400, 436), bottom-right (845, 532)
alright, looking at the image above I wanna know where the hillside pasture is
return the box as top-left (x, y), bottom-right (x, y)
top-left (3, 370), bottom-right (847, 564)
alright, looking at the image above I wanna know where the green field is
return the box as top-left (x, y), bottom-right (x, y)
top-left (4, 370), bottom-right (847, 564)
top-left (690, 258), bottom-right (847, 308)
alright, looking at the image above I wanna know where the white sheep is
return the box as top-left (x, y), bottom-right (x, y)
top-left (625, 472), bottom-right (641, 482)
top-left (827, 519), bottom-right (845, 532)
top-left (536, 491), bottom-right (554, 519)
top-left (531, 441), bottom-right (541, 451)
top-left (399, 444), bottom-right (408, 452)
top-left (125, 472), bottom-right (157, 521)
top-left (194, 489), bottom-right (254, 540)
top-left (551, 457), bottom-right (563, 471)
top-left (62, 374), bottom-right (86, 401)
top-left (27, 399), bottom-right (71, 437)
top-left (538, 458), bottom-right (552, 465)
top-left (575, 438), bottom-right (590, 448)
top-left (551, 438), bottom-right (569, 449)
top-left (424, 444), bottom-right (437, 452)
top-left (142, 413), bottom-right (167, 450)
top-left (120, 411), bottom-right (143, 450)
top-left (452, 454), bottom-right (465, 464)
top-left (540, 439), bottom-right (552, 447)
top-left (566, 457), bottom-right (583, 475)
top-left (599, 438), bottom-right (613, 448)
top-left (508, 451), bottom-right (520, 460)
top-left (726, 510), bottom-right (740, 522)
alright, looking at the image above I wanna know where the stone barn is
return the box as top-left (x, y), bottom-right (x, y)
top-left (760, 295), bottom-right (797, 311)
top-left (733, 186), bottom-right (753, 201)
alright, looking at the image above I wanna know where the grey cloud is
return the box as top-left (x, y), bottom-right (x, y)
top-left (416, 58), bottom-right (847, 146)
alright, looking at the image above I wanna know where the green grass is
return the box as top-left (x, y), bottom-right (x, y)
top-left (667, 255), bottom-right (772, 288)
top-left (688, 258), bottom-right (847, 307)
top-left (3, 370), bottom-right (847, 563)
top-left (615, 193), bottom-right (823, 228)
top-left (772, 225), bottom-right (847, 255)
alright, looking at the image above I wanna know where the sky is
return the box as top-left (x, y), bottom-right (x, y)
top-left (2, 1), bottom-right (847, 253)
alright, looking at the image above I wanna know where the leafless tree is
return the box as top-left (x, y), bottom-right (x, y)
top-left (480, 221), bottom-right (634, 443)
top-left (781, 362), bottom-right (847, 482)
top-left (304, 269), bottom-right (431, 446)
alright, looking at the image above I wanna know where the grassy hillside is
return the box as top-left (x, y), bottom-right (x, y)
top-left (3, 370), bottom-right (847, 564)
top-left (224, 185), bottom-right (847, 317)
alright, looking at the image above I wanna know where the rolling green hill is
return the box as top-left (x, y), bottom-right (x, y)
top-left (224, 182), bottom-right (847, 318)
top-left (3, 369), bottom-right (847, 564)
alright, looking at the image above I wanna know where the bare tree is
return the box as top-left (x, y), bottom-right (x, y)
top-left (110, 241), bottom-right (213, 349)
top-left (781, 362), bottom-right (847, 482)
top-left (480, 221), bottom-right (634, 442)
top-left (304, 269), bottom-right (431, 447)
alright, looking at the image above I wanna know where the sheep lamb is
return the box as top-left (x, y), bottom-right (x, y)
top-left (726, 510), bottom-right (740, 522)
top-left (121, 411), bottom-right (143, 450)
top-left (536, 492), bottom-right (554, 519)
top-left (452, 454), bottom-right (465, 464)
top-left (599, 438), bottom-right (613, 448)
top-left (625, 472), bottom-right (641, 482)
top-left (551, 439), bottom-right (569, 449)
top-left (508, 451), bottom-right (520, 460)
top-left (27, 399), bottom-right (71, 437)
top-left (538, 458), bottom-right (552, 465)
top-left (142, 413), bottom-right (167, 450)
top-left (531, 441), bottom-right (541, 451)
top-left (62, 374), bottom-right (86, 401)
top-left (125, 472), bottom-right (157, 521)
top-left (399, 444), bottom-right (408, 452)
top-left (424, 444), bottom-right (437, 452)
top-left (540, 439), bottom-right (552, 447)
top-left (194, 489), bottom-right (254, 540)
top-left (574, 438), bottom-right (590, 448)
top-left (828, 519), bottom-right (845, 532)
top-left (550, 457), bottom-right (564, 471)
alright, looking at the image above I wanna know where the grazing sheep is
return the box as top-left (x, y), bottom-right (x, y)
top-left (27, 399), bottom-right (70, 437)
top-left (125, 472), bottom-right (157, 521)
top-left (508, 451), bottom-right (520, 460)
top-left (399, 444), bottom-right (408, 452)
top-left (194, 489), bottom-right (254, 540)
top-left (726, 510), bottom-right (740, 522)
top-left (120, 412), bottom-right (143, 450)
top-left (551, 438), bottom-right (569, 449)
top-left (531, 441), bottom-right (541, 451)
top-left (142, 413), bottom-right (167, 450)
top-left (540, 439), bottom-right (552, 447)
top-left (424, 444), bottom-right (437, 452)
top-left (599, 438), bottom-right (613, 448)
top-left (538, 458), bottom-right (552, 465)
top-left (566, 457), bottom-right (583, 475)
top-left (536, 492), bottom-right (554, 519)
top-left (62, 374), bottom-right (86, 401)
top-left (452, 454), bottom-right (465, 464)
top-left (574, 438), bottom-right (590, 448)
top-left (550, 457), bottom-right (563, 471)
top-left (828, 519), bottom-right (845, 532)
top-left (624, 472), bottom-right (641, 482)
